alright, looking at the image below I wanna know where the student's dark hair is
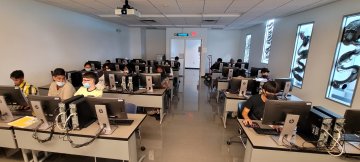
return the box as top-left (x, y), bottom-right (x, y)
top-left (105, 60), bottom-right (111, 63)
top-left (175, 56), bottom-right (179, 60)
top-left (10, 70), bottom-right (24, 79)
top-left (52, 68), bottom-right (66, 76)
top-left (261, 68), bottom-right (270, 73)
top-left (84, 62), bottom-right (91, 67)
top-left (262, 81), bottom-right (279, 93)
top-left (83, 72), bottom-right (99, 84)
top-left (237, 59), bottom-right (243, 63)
top-left (217, 58), bottom-right (222, 62)
top-left (102, 63), bottom-right (110, 70)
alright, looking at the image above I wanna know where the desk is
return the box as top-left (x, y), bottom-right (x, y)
top-left (0, 123), bottom-right (17, 149)
top-left (210, 72), bottom-right (222, 91)
top-left (238, 119), bottom-right (360, 162)
top-left (14, 114), bottom-right (146, 162)
top-left (104, 89), bottom-right (166, 124)
top-left (222, 94), bottom-right (303, 128)
top-left (216, 78), bottom-right (228, 103)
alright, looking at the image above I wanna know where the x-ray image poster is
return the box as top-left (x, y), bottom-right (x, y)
top-left (261, 19), bottom-right (275, 64)
top-left (290, 23), bottom-right (314, 88)
top-left (244, 34), bottom-right (252, 63)
top-left (326, 13), bottom-right (360, 106)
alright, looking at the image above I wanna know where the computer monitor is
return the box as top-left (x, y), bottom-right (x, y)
top-left (274, 78), bottom-right (294, 93)
top-left (131, 59), bottom-right (145, 64)
top-left (139, 73), bottom-right (162, 89)
top-left (161, 65), bottom-right (171, 74)
top-left (228, 78), bottom-right (256, 95)
top-left (28, 95), bottom-right (61, 129)
top-left (0, 86), bottom-right (29, 122)
top-left (344, 109), bottom-right (360, 134)
top-left (235, 62), bottom-right (249, 70)
top-left (66, 71), bottom-right (83, 87)
top-left (222, 67), bottom-right (240, 78)
top-left (262, 100), bottom-right (312, 145)
top-left (116, 58), bottom-right (128, 64)
top-left (132, 63), bottom-right (146, 73)
top-left (104, 71), bottom-right (140, 92)
top-left (250, 67), bottom-right (262, 77)
top-left (105, 63), bottom-right (117, 71)
top-left (86, 97), bottom-right (127, 120)
top-left (87, 61), bottom-right (101, 70)
top-left (58, 95), bottom-right (84, 130)
top-left (147, 60), bottom-right (159, 67)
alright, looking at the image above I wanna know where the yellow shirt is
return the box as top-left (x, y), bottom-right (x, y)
top-left (48, 81), bottom-right (76, 100)
top-left (18, 81), bottom-right (38, 97)
top-left (74, 87), bottom-right (103, 97)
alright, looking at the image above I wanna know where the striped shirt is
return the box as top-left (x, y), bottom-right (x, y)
top-left (19, 81), bottom-right (38, 97)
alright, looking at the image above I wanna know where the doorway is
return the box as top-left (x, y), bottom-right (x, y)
top-left (171, 39), bottom-right (201, 70)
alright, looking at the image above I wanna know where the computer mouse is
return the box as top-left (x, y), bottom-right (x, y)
top-left (251, 122), bottom-right (260, 128)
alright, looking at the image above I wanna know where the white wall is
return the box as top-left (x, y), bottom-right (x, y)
top-left (145, 29), bottom-right (166, 60)
top-left (129, 28), bottom-right (144, 59)
top-left (239, 24), bottom-right (268, 69)
top-left (240, 0), bottom-right (360, 114)
top-left (207, 29), bottom-right (242, 70)
top-left (0, 0), bottom-right (129, 86)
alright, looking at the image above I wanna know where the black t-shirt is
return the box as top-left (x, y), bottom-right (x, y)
top-left (243, 94), bottom-right (265, 120)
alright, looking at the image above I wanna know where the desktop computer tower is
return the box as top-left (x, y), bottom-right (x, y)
top-left (69, 97), bottom-right (96, 130)
top-left (299, 108), bottom-right (333, 148)
top-left (313, 106), bottom-right (345, 146)
top-left (59, 95), bottom-right (84, 130)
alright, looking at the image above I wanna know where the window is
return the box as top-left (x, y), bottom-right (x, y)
top-left (244, 34), bottom-right (252, 63)
top-left (261, 19), bottom-right (275, 64)
top-left (326, 13), bottom-right (360, 106)
top-left (289, 22), bottom-right (314, 88)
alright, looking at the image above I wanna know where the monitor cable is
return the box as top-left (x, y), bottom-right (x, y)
top-left (32, 107), bottom-right (60, 143)
top-left (65, 124), bottom-right (105, 148)
top-left (324, 128), bottom-right (345, 157)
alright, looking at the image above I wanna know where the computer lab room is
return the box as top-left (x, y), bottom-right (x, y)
top-left (1, 0), bottom-right (360, 162)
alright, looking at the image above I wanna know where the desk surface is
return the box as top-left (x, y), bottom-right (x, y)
top-left (238, 119), bottom-right (360, 156)
top-left (103, 88), bottom-right (166, 96)
top-left (0, 122), bottom-right (12, 130)
top-left (15, 114), bottom-right (146, 141)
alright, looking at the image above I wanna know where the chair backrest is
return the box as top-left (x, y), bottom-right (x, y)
top-left (125, 103), bottom-right (137, 114)
top-left (237, 102), bottom-right (245, 119)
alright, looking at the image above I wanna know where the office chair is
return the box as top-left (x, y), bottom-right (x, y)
top-left (226, 102), bottom-right (247, 148)
top-left (125, 103), bottom-right (146, 151)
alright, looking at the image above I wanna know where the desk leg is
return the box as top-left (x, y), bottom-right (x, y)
top-left (160, 95), bottom-right (166, 124)
top-left (21, 149), bottom-right (30, 162)
top-left (216, 90), bottom-right (220, 103)
top-left (31, 150), bottom-right (39, 162)
top-left (222, 99), bottom-right (228, 128)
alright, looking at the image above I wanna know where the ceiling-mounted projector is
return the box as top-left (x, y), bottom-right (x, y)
top-left (115, 0), bottom-right (141, 17)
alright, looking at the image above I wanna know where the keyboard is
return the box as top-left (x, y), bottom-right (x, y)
top-left (109, 119), bottom-right (134, 125)
top-left (253, 127), bottom-right (280, 136)
top-left (342, 134), bottom-right (360, 142)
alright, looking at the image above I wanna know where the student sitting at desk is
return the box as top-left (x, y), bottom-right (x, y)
top-left (260, 68), bottom-right (272, 81)
top-left (242, 81), bottom-right (278, 126)
top-left (48, 68), bottom-right (76, 100)
top-left (10, 70), bottom-right (38, 97)
top-left (96, 63), bottom-right (112, 90)
top-left (82, 62), bottom-right (93, 72)
top-left (210, 58), bottom-right (222, 71)
top-left (156, 66), bottom-right (170, 89)
top-left (74, 72), bottom-right (103, 97)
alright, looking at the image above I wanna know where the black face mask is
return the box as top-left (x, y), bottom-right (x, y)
top-left (261, 75), bottom-right (269, 79)
top-left (262, 90), bottom-right (278, 100)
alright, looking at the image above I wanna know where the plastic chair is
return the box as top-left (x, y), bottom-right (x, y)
top-left (125, 103), bottom-right (146, 151)
top-left (226, 102), bottom-right (248, 148)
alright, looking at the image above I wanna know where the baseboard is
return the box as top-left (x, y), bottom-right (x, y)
top-left (185, 68), bottom-right (200, 70)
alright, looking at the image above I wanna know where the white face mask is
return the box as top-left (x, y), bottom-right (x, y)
top-left (85, 68), bottom-right (92, 72)
top-left (106, 69), bottom-right (111, 71)
top-left (56, 81), bottom-right (65, 87)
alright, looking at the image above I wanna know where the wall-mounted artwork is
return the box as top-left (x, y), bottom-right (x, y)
top-left (244, 34), bottom-right (252, 63)
top-left (326, 13), bottom-right (360, 106)
top-left (261, 19), bottom-right (275, 64)
top-left (290, 22), bottom-right (314, 88)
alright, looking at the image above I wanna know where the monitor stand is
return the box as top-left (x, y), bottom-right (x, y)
top-left (146, 76), bottom-right (154, 92)
top-left (271, 114), bottom-right (299, 146)
top-left (95, 105), bottom-right (117, 135)
top-left (238, 80), bottom-right (249, 98)
top-left (0, 96), bottom-right (16, 123)
top-left (280, 81), bottom-right (291, 100)
top-left (30, 101), bottom-right (51, 130)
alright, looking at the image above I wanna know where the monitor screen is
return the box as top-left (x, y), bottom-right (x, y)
top-left (86, 97), bottom-right (127, 120)
top-left (274, 78), bottom-right (294, 92)
top-left (0, 86), bottom-right (28, 106)
top-left (228, 78), bottom-right (256, 94)
top-left (344, 109), bottom-right (360, 134)
top-left (235, 62), bottom-right (249, 69)
top-left (250, 67), bottom-right (262, 77)
top-left (28, 95), bottom-right (61, 122)
top-left (87, 61), bottom-right (101, 70)
top-left (262, 100), bottom-right (312, 126)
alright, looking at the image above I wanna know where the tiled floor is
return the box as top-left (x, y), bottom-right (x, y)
top-left (0, 69), bottom-right (244, 162)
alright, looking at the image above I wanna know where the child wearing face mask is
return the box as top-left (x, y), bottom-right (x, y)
top-left (83, 62), bottom-right (93, 72)
top-left (241, 81), bottom-right (279, 126)
top-left (74, 72), bottom-right (103, 97)
top-left (48, 68), bottom-right (76, 100)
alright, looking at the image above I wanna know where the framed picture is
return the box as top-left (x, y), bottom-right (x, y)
top-left (326, 13), bottom-right (360, 106)
top-left (290, 22), bottom-right (314, 88)
top-left (261, 19), bottom-right (275, 64)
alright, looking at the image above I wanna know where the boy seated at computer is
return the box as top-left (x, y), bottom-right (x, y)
top-left (74, 72), bottom-right (103, 97)
top-left (242, 81), bottom-right (278, 126)
top-left (48, 68), bottom-right (76, 100)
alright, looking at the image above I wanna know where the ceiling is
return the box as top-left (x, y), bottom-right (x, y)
top-left (35, 0), bottom-right (339, 29)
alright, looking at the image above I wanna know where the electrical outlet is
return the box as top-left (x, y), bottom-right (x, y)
top-left (148, 150), bottom-right (154, 161)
